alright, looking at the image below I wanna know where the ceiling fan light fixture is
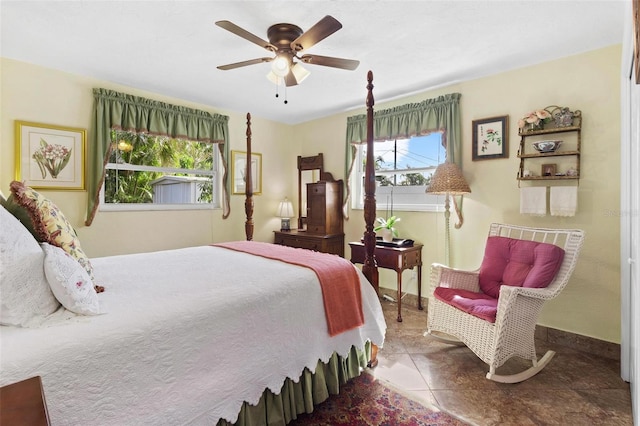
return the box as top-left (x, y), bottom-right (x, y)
top-left (271, 54), bottom-right (290, 77)
top-left (267, 63), bottom-right (310, 86)
top-left (215, 16), bottom-right (358, 91)
top-left (266, 71), bottom-right (282, 85)
top-left (291, 63), bottom-right (310, 84)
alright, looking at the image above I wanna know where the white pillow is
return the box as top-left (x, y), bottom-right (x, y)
top-left (41, 243), bottom-right (100, 315)
top-left (0, 205), bottom-right (60, 326)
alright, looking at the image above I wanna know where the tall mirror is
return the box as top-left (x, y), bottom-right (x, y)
top-left (297, 154), bottom-right (324, 229)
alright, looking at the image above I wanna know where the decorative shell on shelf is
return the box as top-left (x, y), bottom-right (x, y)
top-left (553, 107), bottom-right (575, 127)
top-left (532, 140), bottom-right (562, 153)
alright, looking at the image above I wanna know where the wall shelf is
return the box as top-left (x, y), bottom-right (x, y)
top-left (517, 106), bottom-right (582, 183)
top-left (519, 175), bottom-right (580, 181)
top-left (518, 150), bottom-right (580, 159)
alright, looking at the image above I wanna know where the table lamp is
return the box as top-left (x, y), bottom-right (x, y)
top-left (277, 198), bottom-right (294, 231)
top-left (426, 162), bottom-right (471, 265)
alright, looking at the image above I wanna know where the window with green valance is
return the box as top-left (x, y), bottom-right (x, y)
top-left (343, 93), bottom-right (461, 218)
top-left (86, 88), bottom-right (230, 225)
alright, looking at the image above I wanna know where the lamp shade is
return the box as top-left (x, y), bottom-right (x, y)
top-left (277, 198), bottom-right (294, 218)
top-left (271, 54), bottom-right (290, 77)
top-left (426, 163), bottom-right (471, 195)
top-left (290, 63), bottom-right (310, 84)
top-left (267, 63), bottom-right (310, 86)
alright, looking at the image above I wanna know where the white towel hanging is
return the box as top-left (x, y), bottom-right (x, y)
top-left (520, 187), bottom-right (547, 216)
top-left (550, 186), bottom-right (578, 217)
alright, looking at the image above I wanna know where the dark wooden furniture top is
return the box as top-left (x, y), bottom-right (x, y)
top-left (305, 180), bottom-right (343, 235)
top-left (297, 153), bottom-right (341, 230)
top-left (275, 230), bottom-right (344, 257)
top-left (0, 376), bottom-right (51, 426)
top-left (277, 153), bottom-right (344, 257)
top-left (349, 242), bottom-right (423, 322)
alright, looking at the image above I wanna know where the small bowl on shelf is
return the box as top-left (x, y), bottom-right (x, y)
top-left (532, 140), bottom-right (562, 153)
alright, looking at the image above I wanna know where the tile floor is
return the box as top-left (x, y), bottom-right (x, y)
top-left (369, 299), bottom-right (634, 425)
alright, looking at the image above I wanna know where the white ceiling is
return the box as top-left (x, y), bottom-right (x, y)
top-left (0, 1), bottom-right (627, 125)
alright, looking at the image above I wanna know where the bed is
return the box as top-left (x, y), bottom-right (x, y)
top-left (0, 72), bottom-right (383, 425)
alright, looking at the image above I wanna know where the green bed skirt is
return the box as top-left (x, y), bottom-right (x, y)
top-left (216, 342), bottom-right (372, 426)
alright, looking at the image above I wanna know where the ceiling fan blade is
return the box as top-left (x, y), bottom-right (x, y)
top-left (217, 57), bottom-right (273, 71)
top-left (215, 20), bottom-right (277, 52)
top-left (290, 15), bottom-right (342, 52)
top-left (299, 54), bottom-right (360, 70)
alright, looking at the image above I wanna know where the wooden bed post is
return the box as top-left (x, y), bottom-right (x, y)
top-left (362, 71), bottom-right (379, 295)
top-left (362, 71), bottom-right (380, 369)
top-left (245, 112), bottom-right (254, 241)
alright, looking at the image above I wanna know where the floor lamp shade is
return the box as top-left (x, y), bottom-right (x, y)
top-left (426, 163), bottom-right (471, 195)
top-left (426, 163), bottom-right (471, 265)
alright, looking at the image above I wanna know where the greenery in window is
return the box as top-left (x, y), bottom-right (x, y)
top-left (105, 131), bottom-right (214, 204)
top-left (400, 169), bottom-right (431, 186)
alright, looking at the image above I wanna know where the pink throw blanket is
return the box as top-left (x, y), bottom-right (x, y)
top-left (213, 241), bottom-right (364, 337)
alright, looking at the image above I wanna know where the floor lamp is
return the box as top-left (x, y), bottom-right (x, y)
top-left (426, 163), bottom-right (471, 265)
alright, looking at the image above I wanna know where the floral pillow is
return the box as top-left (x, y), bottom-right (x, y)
top-left (0, 204), bottom-right (60, 327)
top-left (8, 181), bottom-right (100, 290)
top-left (41, 243), bottom-right (101, 315)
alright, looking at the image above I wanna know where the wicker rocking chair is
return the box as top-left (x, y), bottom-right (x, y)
top-left (426, 223), bottom-right (585, 383)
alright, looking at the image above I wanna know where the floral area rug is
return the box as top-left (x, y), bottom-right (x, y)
top-left (290, 372), bottom-right (466, 426)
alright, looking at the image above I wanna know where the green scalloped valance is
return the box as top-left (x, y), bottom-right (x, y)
top-left (85, 88), bottom-right (230, 225)
top-left (343, 93), bottom-right (462, 218)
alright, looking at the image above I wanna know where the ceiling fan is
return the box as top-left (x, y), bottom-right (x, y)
top-left (215, 16), bottom-right (360, 87)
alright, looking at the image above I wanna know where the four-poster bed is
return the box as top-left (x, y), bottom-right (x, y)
top-left (0, 73), bottom-right (384, 425)
top-left (242, 81), bottom-right (381, 365)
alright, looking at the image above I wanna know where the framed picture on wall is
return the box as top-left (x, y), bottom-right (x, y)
top-left (231, 150), bottom-right (262, 195)
top-left (542, 163), bottom-right (557, 177)
top-left (472, 115), bottom-right (509, 161)
top-left (15, 121), bottom-right (86, 190)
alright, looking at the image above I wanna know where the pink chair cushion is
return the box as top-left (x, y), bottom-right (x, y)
top-left (478, 236), bottom-right (565, 299)
top-left (433, 287), bottom-right (499, 323)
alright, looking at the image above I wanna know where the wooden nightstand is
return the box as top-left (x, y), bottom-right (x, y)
top-left (0, 376), bottom-right (51, 425)
top-left (274, 230), bottom-right (344, 257)
top-left (349, 242), bottom-right (423, 322)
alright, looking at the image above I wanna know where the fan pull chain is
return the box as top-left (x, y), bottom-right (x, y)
top-left (273, 77), bottom-right (288, 104)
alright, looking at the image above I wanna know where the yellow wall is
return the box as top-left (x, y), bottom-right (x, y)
top-left (0, 58), bottom-right (298, 256)
top-left (0, 44), bottom-right (622, 343)
top-left (296, 45), bottom-right (622, 343)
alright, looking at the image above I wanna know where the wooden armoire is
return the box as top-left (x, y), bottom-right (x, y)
top-left (273, 154), bottom-right (345, 256)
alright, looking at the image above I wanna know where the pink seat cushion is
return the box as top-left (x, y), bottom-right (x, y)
top-left (478, 236), bottom-right (565, 299)
top-left (433, 287), bottom-right (499, 323)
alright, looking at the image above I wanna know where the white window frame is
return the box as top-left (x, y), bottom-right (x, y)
top-left (351, 136), bottom-right (446, 213)
top-left (100, 141), bottom-right (221, 212)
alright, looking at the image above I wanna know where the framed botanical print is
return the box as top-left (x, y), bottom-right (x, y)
top-left (472, 115), bottom-right (509, 161)
top-left (231, 150), bottom-right (262, 195)
top-left (15, 121), bottom-right (86, 190)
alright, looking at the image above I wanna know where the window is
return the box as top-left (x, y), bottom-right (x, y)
top-left (353, 133), bottom-right (446, 212)
top-left (101, 131), bottom-right (219, 211)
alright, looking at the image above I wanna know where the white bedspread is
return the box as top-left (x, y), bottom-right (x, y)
top-left (0, 246), bottom-right (386, 425)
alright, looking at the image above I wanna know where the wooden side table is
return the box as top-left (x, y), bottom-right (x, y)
top-left (0, 376), bottom-right (51, 425)
top-left (349, 242), bottom-right (423, 322)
